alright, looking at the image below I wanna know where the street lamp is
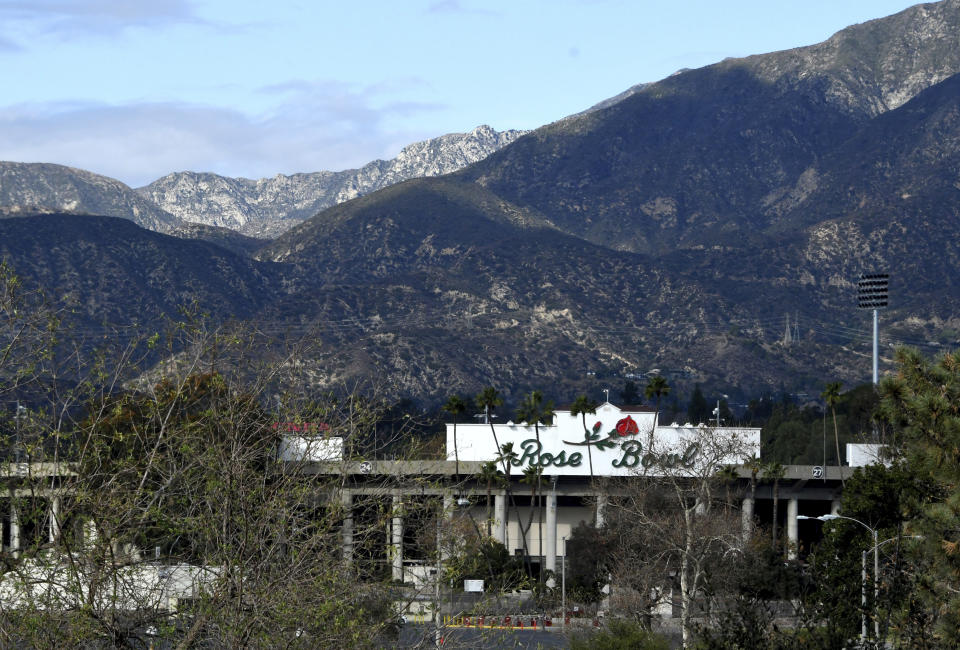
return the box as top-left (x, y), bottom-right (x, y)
top-left (865, 535), bottom-right (923, 641)
top-left (798, 514), bottom-right (878, 640)
top-left (434, 496), bottom-right (471, 648)
top-left (561, 536), bottom-right (567, 631)
top-left (712, 395), bottom-right (729, 427)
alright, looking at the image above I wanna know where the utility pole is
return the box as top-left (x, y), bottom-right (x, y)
top-left (712, 394), bottom-right (728, 427)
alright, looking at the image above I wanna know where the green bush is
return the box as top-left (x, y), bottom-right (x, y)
top-left (570, 619), bottom-right (670, 650)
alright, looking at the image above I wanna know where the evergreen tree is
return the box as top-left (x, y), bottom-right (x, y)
top-left (620, 380), bottom-right (641, 404)
top-left (687, 384), bottom-right (710, 424)
top-left (876, 348), bottom-right (960, 644)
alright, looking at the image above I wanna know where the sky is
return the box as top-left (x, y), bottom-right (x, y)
top-left (0, 0), bottom-right (925, 187)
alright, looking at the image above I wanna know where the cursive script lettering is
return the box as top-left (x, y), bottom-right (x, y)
top-left (613, 440), bottom-right (700, 470)
top-left (511, 439), bottom-right (583, 468)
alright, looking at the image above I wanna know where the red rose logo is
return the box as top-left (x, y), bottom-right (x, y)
top-left (615, 415), bottom-right (639, 437)
top-left (593, 421), bottom-right (603, 433)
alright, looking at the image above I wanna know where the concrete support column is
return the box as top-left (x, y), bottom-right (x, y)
top-left (786, 498), bottom-right (799, 559)
top-left (831, 499), bottom-right (842, 516)
top-left (341, 490), bottom-right (353, 565)
top-left (440, 493), bottom-right (454, 563)
top-left (494, 490), bottom-right (507, 547)
top-left (9, 499), bottom-right (20, 557)
top-left (83, 519), bottom-right (98, 549)
top-left (545, 490), bottom-right (557, 587)
top-left (741, 496), bottom-right (754, 544)
top-left (595, 493), bottom-right (607, 528)
top-left (49, 495), bottom-right (61, 544)
top-left (391, 494), bottom-right (404, 582)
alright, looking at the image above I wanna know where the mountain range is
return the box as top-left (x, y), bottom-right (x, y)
top-left (3, 0), bottom-right (960, 406)
top-left (0, 125), bottom-right (525, 239)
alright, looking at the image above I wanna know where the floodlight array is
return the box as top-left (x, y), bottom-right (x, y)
top-left (857, 273), bottom-right (889, 309)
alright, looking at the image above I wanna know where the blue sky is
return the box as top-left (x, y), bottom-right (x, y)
top-left (0, 0), bottom-right (923, 187)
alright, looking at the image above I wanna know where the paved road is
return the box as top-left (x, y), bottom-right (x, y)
top-left (398, 623), bottom-right (571, 648)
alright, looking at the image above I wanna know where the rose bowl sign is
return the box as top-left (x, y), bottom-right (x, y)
top-left (446, 402), bottom-right (760, 477)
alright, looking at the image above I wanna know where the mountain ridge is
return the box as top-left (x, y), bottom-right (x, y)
top-left (137, 125), bottom-right (528, 238)
top-left (4, 1), bottom-right (960, 405)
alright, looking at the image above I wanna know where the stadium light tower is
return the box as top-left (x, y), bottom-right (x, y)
top-left (857, 273), bottom-right (889, 385)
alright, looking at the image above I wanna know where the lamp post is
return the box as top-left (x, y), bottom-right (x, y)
top-left (434, 515), bottom-right (442, 648)
top-left (798, 513), bottom-right (878, 641)
top-left (712, 394), bottom-right (728, 427)
top-left (561, 535), bottom-right (567, 631)
top-left (865, 535), bottom-right (924, 641)
top-left (434, 496), bottom-right (470, 648)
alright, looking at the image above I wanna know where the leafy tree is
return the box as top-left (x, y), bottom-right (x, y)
top-left (565, 521), bottom-right (609, 603)
top-left (696, 541), bottom-right (807, 649)
top-left (0, 267), bottom-right (434, 648)
top-left (442, 529), bottom-right (526, 594)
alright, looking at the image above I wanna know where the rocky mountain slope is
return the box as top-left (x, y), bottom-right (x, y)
top-left (254, 0), bottom-right (960, 400)
top-left (5, 1), bottom-right (960, 406)
top-left (137, 125), bottom-right (527, 238)
top-left (0, 163), bottom-right (181, 232)
top-left (459, 0), bottom-right (960, 254)
top-left (0, 214), bottom-right (279, 327)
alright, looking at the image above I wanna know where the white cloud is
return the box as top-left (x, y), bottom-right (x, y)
top-left (0, 0), bottom-right (205, 43)
top-left (426, 1), bottom-right (496, 16)
top-left (0, 82), bottom-right (447, 187)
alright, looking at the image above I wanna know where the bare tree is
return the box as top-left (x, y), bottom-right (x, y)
top-left (0, 266), bottom-right (443, 648)
top-left (606, 425), bottom-right (756, 647)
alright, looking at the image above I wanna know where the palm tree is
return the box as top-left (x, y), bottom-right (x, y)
top-left (442, 394), bottom-right (467, 482)
top-left (496, 441), bottom-right (518, 477)
top-left (515, 390), bottom-right (554, 451)
top-left (644, 375), bottom-right (671, 451)
top-left (475, 387), bottom-right (505, 472)
top-left (764, 462), bottom-right (785, 552)
top-left (478, 461), bottom-right (502, 538)
top-left (496, 442), bottom-right (531, 560)
top-left (716, 465), bottom-right (740, 514)
top-left (745, 454), bottom-right (762, 539)
top-left (822, 381), bottom-right (844, 486)
top-left (516, 391), bottom-right (554, 563)
top-left (521, 464), bottom-right (544, 578)
top-left (570, 394), bottom-right (600, 480)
